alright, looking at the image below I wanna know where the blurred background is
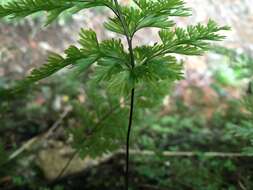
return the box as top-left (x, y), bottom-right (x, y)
top-left (0, 0), bottom-right (253, 190)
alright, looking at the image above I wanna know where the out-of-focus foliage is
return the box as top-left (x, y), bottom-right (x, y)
top-left (132, 83), bottom-right (253, 190)
top-left (134, 154), bottom-right (251, 190)
top-left (0, 143), bottom-right (8, 167)
top-left (227, 95), bottom-right (253, 153)
top-left (211, 46), bottom-right (253, 85)
top-left (209, 47), bottom-right (253, 154)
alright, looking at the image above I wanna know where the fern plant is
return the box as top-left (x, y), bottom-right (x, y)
top-left (0, 0), bottom-right (229, 189)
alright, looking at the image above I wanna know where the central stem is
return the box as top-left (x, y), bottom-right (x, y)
top-left (125, 88), bottom-right (135, 190)
top-left (111, 1), bottom-right (135, 189)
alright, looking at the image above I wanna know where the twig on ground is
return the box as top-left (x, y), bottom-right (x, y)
top-left (122, 150), bottom-right (253, 158)
top-left (54, 149), bottom-right (253, 181)
top-left (8, 106), bottom-right (72, 161)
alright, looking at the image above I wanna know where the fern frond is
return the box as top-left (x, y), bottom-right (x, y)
top-left (158, 19), bottom-right (230, 56)
top-left (0, 0), bottom-right (114, 25)
top-left (12, 53), bottom-right (69, 92)
top-left (134, 56), bottom-right (183, 82)
top-left (134, 0), bottom-right (191, 17)
top-left (99, 39), bottom-right (130, 67)
top-left (0, 0), bottom-right (74, 23)
top-left (78, 29), bottom-right (100, 57)
top-left (105, 6), bottom-right (175, 36)
top-left (105, 0), bottom-right (190, 36)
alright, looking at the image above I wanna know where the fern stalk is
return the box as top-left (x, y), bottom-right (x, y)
top-left (112, 0), bottom-right (136, 189)
top-left (125, 88), bottom-right (135, 190)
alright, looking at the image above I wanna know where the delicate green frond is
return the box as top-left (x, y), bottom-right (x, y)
top-left (78, 28), bottom-right (128, 64)
top-left (95, 52), bottom-right (183, 95)
top-left (0, 0), bottom-right (114, 25)
top-left (64, 45), bottom-right (98, 73)
top-left (100, 39), bottom-right (124, 58)
top-left (99, 39), bottom-right (130, 67)
top-left (29, 53), bottom-right (66, 79)
top-left (76, 29), bottom-right (131, 89)
top-left (134, 55), bottom-right (183, 83)
top-left (0, 28), bottom-right (106, 95)
top-left (129, 19), bottom-right (228, 103)
top-left (0, 0), bottom-right (75, 24)
top-left (158, 19), bottom-right (230, 56)
top-left (13, 53), bottom-right (69, 91)
top-left (79, 29), bottom-right (100, 58)
top-left (134, 44), bottom-right (164, 64)
top-left (108, 70), bottom-right (134, 95)
top-left (104, 16), bottom-right (125, 35)
top-left (65, 45), bottom-right (83, 60)
top-left (22, 37), bottom-right (98, 86)
top-left (136, 14), bottom-right (174, 31)
top-left (94, 63), bottom-right (124, 82)
top-left (94, 63), bottom-right (134, 95)
top-left (134, 0), bottom-right (191, 17)
top-left (105, 6), bottom-right (175, 36)
top-left (105, 0), bottom-right (191, 36)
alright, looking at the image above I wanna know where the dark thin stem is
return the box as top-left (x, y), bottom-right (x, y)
top-left (125, 88), bottom-right (135, 190)
top-left (83, 1), bottom-right (137, 189)
top-left (110, 1), bottom-right (136, 190)
top-left (112, 0), bottom-right (134, 68)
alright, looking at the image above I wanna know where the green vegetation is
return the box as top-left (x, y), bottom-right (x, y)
top-left (2, 0), bottom-right (253, 190)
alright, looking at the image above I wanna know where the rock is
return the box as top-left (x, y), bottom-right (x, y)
top-left (36, 140), bottom-right (109, 181)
